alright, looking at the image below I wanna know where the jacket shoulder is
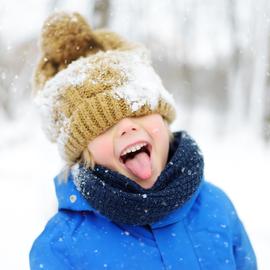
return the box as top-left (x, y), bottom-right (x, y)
top-left (30, 211), bottom-right (85, 269)
top-left (200, 182), bottom-right (236, 211)
top-left (187, 181), bottom-right (241, 232)
top-left (187, 181), bottom-right (257, 269)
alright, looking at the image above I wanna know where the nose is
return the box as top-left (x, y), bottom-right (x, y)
top-left (117, 118), bottom-right (139, 137)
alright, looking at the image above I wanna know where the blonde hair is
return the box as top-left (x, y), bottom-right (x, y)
top-left (59, 120), bottom-right (174, 182)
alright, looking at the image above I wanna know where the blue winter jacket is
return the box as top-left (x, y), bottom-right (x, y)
top-left (30, 174), bottom-right (257, 270)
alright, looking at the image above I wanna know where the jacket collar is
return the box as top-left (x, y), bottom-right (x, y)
top-left (54, 172), bottom-right (94, 212)
top-left (54, 172), bottom-right (204, 228)
top-left (150, 180), bottom-right (203, 228)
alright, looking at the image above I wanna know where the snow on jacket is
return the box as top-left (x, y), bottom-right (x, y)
top-left (30, 174), bottom-right (257, 270)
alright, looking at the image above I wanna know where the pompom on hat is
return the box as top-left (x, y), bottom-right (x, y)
top-left (33, 12), bottom-right (176, 164)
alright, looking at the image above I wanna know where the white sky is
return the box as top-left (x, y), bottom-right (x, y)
top-left (0, 0), bottom-right (90, 43)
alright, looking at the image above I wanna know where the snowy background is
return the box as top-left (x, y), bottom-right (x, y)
top-left (0, 0), bottom-right (270, 269)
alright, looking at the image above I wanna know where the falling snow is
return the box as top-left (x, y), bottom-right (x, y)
top-left (1, 1), bottom-right (270, 269)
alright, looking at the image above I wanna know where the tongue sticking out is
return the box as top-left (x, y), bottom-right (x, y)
top-left (124, 152), bottom-right (152, 180)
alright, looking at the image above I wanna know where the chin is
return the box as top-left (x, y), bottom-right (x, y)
top-left (134, 178), bottom-right (156, 189)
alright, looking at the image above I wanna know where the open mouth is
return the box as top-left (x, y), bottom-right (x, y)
top-left (119, 142), bottom-right (152, 180)
top-left (119, 143), bottom-right (151, 164)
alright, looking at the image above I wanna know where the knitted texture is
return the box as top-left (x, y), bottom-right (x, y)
top-left (71, 131), bottom-right (204, 225)
top-left (33, 12), bottom-right (176, 163)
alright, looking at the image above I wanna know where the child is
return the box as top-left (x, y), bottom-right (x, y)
top-left (30, 12), bottom-right (257, 270)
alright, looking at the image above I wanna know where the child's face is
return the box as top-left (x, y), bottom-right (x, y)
top-left (87, 113), bottom-right (170, 189)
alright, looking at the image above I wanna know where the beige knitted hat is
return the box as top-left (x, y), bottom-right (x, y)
top-left (33, 12), bottom-right (176, 164)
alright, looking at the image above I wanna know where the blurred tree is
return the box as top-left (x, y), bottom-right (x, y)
top-left (226, 0), bottom-right (246, 124)
top-left (93, 0), bottom-right (110, 28)
top-left (248, 0), bottom-right (270, 138)
top-left (47, 0), bottom-right (59, 13)
top-left (0, 37), bottom-right (13, 118)
top-left (0, 35), bottom-right (37, 119)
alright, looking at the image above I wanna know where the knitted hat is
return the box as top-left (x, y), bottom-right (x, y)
top-left (33, 12), bottom-right (176, 164)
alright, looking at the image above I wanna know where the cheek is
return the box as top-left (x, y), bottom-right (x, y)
top-left (147, 120), bottom-right (170, 158)
top-left (151, 127), bottom-right (162, 136)
top-left (88, 138), bottom-right (114, 165)
top-left (148, 123), bottom-right (169, 142)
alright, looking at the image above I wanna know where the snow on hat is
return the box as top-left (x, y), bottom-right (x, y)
top-left (33, 11), bottom-right (176, 164)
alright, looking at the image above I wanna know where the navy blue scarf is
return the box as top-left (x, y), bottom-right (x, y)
top-left (72, 131), bottom-right (204, 225)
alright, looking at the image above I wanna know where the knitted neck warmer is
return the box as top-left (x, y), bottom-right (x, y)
top-left (72, 131), bottom-right (204, 226)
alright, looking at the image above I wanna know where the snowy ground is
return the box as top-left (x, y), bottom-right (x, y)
top-left (0, 105), bottom-right (269, 270)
